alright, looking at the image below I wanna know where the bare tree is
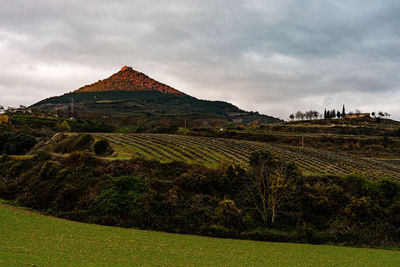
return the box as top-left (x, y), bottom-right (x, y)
top-left (245, 150), bottom-right (299, 224)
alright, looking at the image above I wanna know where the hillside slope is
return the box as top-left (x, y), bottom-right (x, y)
top-left (95, 133), bottom-right (400, 179)
top-left (32, 66), bottom-right (281, 127)
top-left (1, 203), bottom-right (399, 266)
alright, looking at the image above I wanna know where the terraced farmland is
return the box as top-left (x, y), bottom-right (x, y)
top-left (95, 133), bottom-right (400, 180)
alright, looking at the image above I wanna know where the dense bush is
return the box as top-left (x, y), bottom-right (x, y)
top-left (93, 140), bottom-right (113, 156)
top-left (53, 134), bottom-right (94, 154)
top-left (0, 132), bottom-right (37, 155)
top-left (0, 152), bottom-right (399, 247)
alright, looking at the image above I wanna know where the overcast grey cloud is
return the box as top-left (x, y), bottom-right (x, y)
top-left (1, 0), bottom-right (400, 119)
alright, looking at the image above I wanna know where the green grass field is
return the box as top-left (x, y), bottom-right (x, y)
top-left (1, 203), bottom-right (399, 266)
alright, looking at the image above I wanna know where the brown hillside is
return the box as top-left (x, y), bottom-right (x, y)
top-left (75, 66), bottom-right (185, 95)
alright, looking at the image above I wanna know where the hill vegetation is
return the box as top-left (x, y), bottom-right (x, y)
top-left (1, 151), bottom-right (400, 247)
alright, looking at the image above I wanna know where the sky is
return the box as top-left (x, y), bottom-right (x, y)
top-left (1, 0), bottom-right (400, 120)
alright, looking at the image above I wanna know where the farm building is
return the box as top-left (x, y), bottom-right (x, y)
top-left (345, 113), bottom-right (370, 119)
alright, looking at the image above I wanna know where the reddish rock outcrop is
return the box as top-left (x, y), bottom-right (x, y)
top-left (75, 66), bottom-right (184, 95)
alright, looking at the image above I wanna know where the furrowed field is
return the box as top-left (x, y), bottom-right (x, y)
top-left (96, 133), bottom-right (400, 180)
top-left (1, 202), bottom-right (399, 267)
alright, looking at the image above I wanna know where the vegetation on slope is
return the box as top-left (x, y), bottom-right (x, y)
top-left (1, 152), bottom-right (399, 247)
top-left (32, 90), bottom-right (281, 127)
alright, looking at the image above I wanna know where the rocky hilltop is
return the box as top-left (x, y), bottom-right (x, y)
top-left (75, 66), bottom-right (184, 95)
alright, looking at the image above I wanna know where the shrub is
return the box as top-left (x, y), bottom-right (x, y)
top-left (1, 132), bottom-right (37, 155)
top-left (38, 161), bottom-right (61, 179)
top-left (0, 114), bottom-right (9, 126)
top-left (215, 199), bottom-right (242, 229)
top-left (203, 224), bottom-right (232, 237)
top-left (90, 176), bottom-right (146, 225)
top-left (33, 151), bottom-right (52, 162)
top-left (54, 134), bottom-right (94, 154)
top-left (93, 140), bottom-right (113, 156)
top-left (56, 120), bottom-right (71, 132)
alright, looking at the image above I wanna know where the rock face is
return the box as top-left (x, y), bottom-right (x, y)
top-left (75, 66), bottom-right (185, 95)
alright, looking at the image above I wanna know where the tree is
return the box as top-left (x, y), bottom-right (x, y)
top-left (342, 104), bottom-right (346, 117)
top-left (371, 112), bottom-right (376, 118)
top-left (337, 111), bottom-right (341, 118)
top-left (378, 111), bottom-right (384, 118)
top-left (0, 114), bottom-right (9, 126)
top-left (384, 112), bottom-right (390, 119)
top-left (289, 114), bottom-right (295, 121)
top-left (313, 111), bottom-right (319, 120)
top-left (326, 110), bottom-right (332, 120)
top-left (295, 111), bottom-right (303, 121)
top-left (245, 150), bottom-right (300, 224)
top-left (324, 109), bottom-right (327, 120)
top-left (305, 110), bottom-right (313, 120)
top-left (56, 120), bottom-right (71, 132)
top-left (331, 109), bottom-right (336, 119)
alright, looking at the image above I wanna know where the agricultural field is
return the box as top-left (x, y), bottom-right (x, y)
top-left (1, 202), bottom-right (400, 267)
top-left (96, 133), bottom-right (400, 180)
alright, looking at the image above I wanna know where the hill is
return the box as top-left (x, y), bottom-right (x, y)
top-left (1, 203), bottom-right (399, 266)
top-left (31, 66), bottom-right (281, 127)
top-left (75, 66), bottom-right (184, 95)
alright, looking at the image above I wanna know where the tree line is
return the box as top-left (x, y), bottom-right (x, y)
top-left (290, 105), bottom-right (392, 121)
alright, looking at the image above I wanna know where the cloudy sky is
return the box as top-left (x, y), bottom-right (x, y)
top-left (1, 0), bottom-right (400, 120)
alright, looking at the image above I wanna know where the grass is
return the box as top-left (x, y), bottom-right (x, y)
top-left (1, 203), bottom-right (400, 266)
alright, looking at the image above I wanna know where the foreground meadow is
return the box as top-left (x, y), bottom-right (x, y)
top-left (0, 203), bottom-right (399, 266)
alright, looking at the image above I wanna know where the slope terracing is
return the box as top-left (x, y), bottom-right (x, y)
top-left (95, 133), bottom-right (400, 180)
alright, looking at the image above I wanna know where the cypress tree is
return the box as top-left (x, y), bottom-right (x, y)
top-left (342, 105), bottom-right (346, 118)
